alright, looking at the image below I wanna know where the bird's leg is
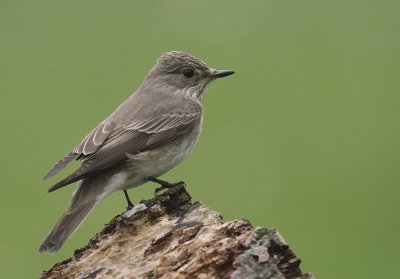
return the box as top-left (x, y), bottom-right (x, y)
top-left (147, 177), bottom-right (186, 195)
top-left (123, 190), bottom-right (134, 210)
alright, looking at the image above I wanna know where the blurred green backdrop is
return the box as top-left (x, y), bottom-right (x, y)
top-left (1, 1), bottom-right (399, 278)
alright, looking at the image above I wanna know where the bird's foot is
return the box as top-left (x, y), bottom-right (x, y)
top-left (148, 177), bottom-right (186, 196)
top-left (154, 181), bottom-right (185, 195)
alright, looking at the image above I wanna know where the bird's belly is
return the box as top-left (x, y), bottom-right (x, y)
top-left (126, 125), bottom-right (202, 186)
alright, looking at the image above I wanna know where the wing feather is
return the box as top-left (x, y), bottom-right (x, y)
top-left (42, 151), bottom-right (77, 180)
top-left (43, 120), bottom-right (116, 180)
top-left (47, 111), bottom-right (201, 192)
top-left (74, 120), bottom-right (116, 155)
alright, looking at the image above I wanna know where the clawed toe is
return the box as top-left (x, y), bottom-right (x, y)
top-left (154, 186), bottom-right (164, 194)
top-left (153, 181), bottom-right (186, 196)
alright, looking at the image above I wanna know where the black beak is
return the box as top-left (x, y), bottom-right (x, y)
top-left (212, 69), bottom-right (235, 78)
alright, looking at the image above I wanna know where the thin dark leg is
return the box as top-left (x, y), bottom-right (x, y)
top-left (147, 177), bottom-right (185, 195)
top-left (123, 190), bottom-right (134, 210)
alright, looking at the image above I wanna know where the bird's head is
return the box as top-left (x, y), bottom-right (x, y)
top-left (144, 51), bottom-right (234, 100)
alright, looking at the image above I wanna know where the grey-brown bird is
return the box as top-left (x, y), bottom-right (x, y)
top-left (39, 51), bottom-right (234, 253)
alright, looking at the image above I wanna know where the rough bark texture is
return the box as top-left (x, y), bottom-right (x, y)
top-left (40, 185), bottom-right (314, 279)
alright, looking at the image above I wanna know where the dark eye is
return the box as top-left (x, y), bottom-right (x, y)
top-left (182, 68), bottom-right (194, 78)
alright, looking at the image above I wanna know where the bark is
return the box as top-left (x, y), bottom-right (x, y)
top-left (40, 185), bottom-right (315, 279)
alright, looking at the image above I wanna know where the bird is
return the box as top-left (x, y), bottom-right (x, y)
top-left (38, 51), bottom-right (234, 253)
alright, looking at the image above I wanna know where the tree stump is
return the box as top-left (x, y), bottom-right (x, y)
top-left (40, 185), bottom-right (314, 279)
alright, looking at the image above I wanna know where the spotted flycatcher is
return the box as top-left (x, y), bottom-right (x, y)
top-left (39, 51), bottom-right (234, 253)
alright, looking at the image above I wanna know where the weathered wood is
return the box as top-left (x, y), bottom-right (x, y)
top-left (40, 185), bottom-right (314, 279)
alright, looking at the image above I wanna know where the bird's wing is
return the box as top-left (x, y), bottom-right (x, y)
top-left (74, 120), bottom-right (117, 155)
top-left (47, 110), bottom-right (202, 192)
top-left (42, 120), bottom-right (117, 181)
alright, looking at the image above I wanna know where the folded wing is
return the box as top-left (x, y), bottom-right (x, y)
top-left (45, 110), bottom-right (201, 192)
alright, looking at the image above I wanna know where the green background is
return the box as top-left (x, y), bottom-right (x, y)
top-left (1, 1), bottom-right (399, 278)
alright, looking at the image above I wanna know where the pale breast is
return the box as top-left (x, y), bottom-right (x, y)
top-left (127, 117), bottom-right (203, 180)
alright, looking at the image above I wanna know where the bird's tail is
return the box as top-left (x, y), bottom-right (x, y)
top-left (39, 178), bottom-right (103, 254)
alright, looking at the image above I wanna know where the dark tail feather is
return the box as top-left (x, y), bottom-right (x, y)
top-left (39, 180), bottom-right (99, 253)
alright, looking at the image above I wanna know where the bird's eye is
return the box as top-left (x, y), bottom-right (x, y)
top-left (182, 68), bottom-right (194, 78)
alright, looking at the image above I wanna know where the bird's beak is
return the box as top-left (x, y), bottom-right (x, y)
top-left (211, 69), bottom-right (235, 78)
